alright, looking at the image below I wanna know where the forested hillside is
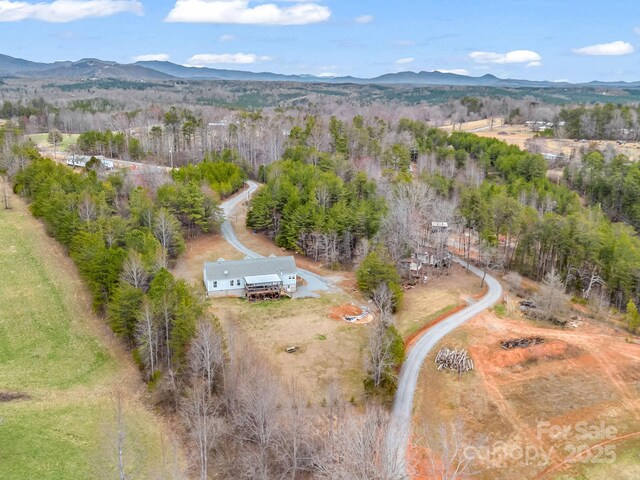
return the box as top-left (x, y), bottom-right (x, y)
top-left (11, 152), bottom-right (228, 388)
top-left (564, 149), bottom-right (640, 228)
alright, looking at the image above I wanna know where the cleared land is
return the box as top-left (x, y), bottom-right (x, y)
top-left (395, 264), bottom-right (484, 340)
top-left (0, 195), bottom-right (183, 479)
top-left (28, 133), bottom-right (79, 157)
top-left (411, 287), bottom-right (640, 480)
top-left (439, 118), bottom-right (640, 161)
top-left (174, 200), bottom-right (368, 401)
top-left (175, 199), bottom-right (486, 403)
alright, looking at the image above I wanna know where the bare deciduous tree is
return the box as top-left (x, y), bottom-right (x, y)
top-left (366, 319), bottom-right (396, 389)
top-left (153, 208), bottom-right (182, 268)
top-left (78, 193), bottom-right (97, 222)
top-left (136, 299), bottom-right (158, 376)
top-left (120, 251), bottom-right (149, 290)
top-left (420, 421), bottom-right (472, 480)
top-left (273, 381), bottom-right (315, 478)
top-left (181, 380), bottom-right (226, 480)
top-left (315, 405), bottom-right (406, 480)
top-left (372, 282), bottom-right (394, 327)
top-left (534, 268), bottom-right (567, 321)
top-left (504, 271), bottom-right (523, 293)
top-left (189, 319), bottom-right (225, 396)
top-left (382, 182), bottom-right (437, 261)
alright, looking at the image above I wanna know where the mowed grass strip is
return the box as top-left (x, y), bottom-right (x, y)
top-left (0, 207), bottom-right (114, 391)
top-left (0, 201), bottom-right (181, 479)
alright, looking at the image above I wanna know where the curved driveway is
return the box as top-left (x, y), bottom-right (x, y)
top-left (219, 181), bottom-right (335, 297)
top-left (386, 258), bottom-right (503, 475)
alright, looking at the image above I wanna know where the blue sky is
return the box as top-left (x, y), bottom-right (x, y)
top-left (1, 0), bottom-right (639, 82)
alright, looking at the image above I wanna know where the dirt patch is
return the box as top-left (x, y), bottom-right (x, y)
top-left (329, 304), bottom-right (362, 320)
top-left (0, 391), bottom-right (31, 402)
top-left (480, 339), bottom-right (575, 370)
top-left (412, 307), bottom-right (640, 480)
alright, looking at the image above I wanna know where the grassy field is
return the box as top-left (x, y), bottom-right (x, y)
top-left (27, 133), bottom-right (79, 153)
top-left (211, 292), bottom-right (369, 402)
top-left (555, 438), bottom-right (640, 480)
top-left (0, 196), bottom-right (183, 479)
top-left (395, 264), bottom-right (483, 339)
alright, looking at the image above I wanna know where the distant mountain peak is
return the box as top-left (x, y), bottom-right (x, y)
top-left (0, 52), bottom-right (639, 87)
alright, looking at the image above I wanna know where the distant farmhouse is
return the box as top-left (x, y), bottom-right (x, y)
top-left (203, 256), bottom-right (298, 300)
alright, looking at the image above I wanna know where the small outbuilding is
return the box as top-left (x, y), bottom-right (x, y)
top-left (203, 256), bottom-right (298, 299)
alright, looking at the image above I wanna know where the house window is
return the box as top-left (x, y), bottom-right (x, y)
top-left (230, 279), bottom-right (235, 287)
top-left (213, 281), bottom-right (217, 288)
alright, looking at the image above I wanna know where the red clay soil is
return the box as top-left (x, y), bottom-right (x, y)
top-left (329, 304), bottom-right (362, 320)
top-left (411, 308), bottom-right (640, 480)
top-left (486, 340), bottom-right (574, 369)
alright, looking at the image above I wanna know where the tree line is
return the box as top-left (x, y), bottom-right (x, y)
top-left (11, 154), bottom-right (228, 392)
top-left (247, 156), bottom-right (383, 267)
top-left (557, 103), bottom-right (640, 141)
top-left (564, 149), bottom-right (640, 229)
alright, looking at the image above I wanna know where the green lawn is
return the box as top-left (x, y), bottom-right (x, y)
top-left (27, 133), bottom-right (79, 152)
top-left (0, 201), bottom-right (181, 479)
top-left (0, 219), bottom-right (114, 390)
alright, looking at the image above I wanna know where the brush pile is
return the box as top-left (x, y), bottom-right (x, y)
top-left (500, 337), bottom-right (545, 349)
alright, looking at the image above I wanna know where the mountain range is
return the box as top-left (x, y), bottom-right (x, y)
top-left (2, 53), bottom-right (640, 88)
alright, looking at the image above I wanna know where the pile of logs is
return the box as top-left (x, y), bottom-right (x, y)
top-left (435, 347), bottom-right (474, 375)
top-left (500, 337), bottom-right (545, 349)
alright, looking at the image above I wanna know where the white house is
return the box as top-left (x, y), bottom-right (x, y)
top-left (203, 256), bottom-right (298, 299)
top-left (66, 154), bottom-right (114, 170)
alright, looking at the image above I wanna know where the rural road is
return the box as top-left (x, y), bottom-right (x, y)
top-left (219, 180), bottom-right (336, 297)
top-left (386, 258), bottom-right (503, 476)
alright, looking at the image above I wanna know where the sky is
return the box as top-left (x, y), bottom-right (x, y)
top-left (0, 0), bottom-right (639, 82)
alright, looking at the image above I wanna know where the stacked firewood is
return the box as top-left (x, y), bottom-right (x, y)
top-left (435, 347), bottom-right (474, 375)
top-left (500, 337), bottom-right (545, 349)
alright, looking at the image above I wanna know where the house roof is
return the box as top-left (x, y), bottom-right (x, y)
top-left (244, 274), bottom-right (282, 285)
top-left (204, 256), bottom-right (297, 281)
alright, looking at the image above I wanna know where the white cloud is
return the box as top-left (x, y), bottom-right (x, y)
top-left (469, 49), bottom-right (542, 65)
top-left (165, 0), bottom-right (330, 25)
top-left (187, 52), bottom-right (273, 65)
top-left (317, 72), bottom-right (337, 77)
top-left (133, 53), bottom-right (170, 62)
top-left (526, 61), bottom-right (542, 68)
top-left (395, 39), bottom-right (415, 47)
top-left (395, 57), bottom-right (414, 65)
top-left (355, 14), bottom-right (372, 24)
top-left (572, 40), bottom-right (634, 56)
top-left (218, 34), bottom-right (235, 42)
top-left (0, 0), bottom-right (142, 22)
top-left (436, 68), bottom-right (469, 76)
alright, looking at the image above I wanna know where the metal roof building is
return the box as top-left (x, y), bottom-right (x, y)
top-left (203, 256), bottom-right (298, 299)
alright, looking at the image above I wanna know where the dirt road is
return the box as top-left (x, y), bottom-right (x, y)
top-left (386, 258), bottom-right (503, 476)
